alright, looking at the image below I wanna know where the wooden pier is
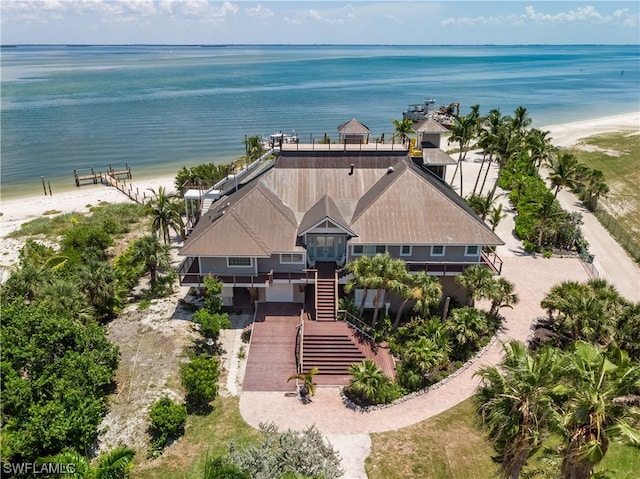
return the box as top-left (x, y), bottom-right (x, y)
top-left (74, 164), bottom-right (132, 187)
top-left (73, 164), bottom-right (145, 205)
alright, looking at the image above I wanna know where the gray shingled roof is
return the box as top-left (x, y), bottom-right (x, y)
top-left (180, 150), bottom-right (503, 257)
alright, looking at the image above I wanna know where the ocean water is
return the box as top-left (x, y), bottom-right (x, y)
top-left (1, 44), bottom-right (639, 199)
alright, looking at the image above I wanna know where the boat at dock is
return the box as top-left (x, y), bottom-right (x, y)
top-left (402, 98), bottom-right (459, 128)
top-left (263, 131), bottom-right (300, 149)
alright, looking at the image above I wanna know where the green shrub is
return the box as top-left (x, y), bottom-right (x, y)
top-left (193, 309), bottom-right (231, 341)
top-left (181, 356), bottom-right (220, 412)
top-left (148, 396), bottom-right (187, 455)
top-left (226, 423), bottom-right (343, 479)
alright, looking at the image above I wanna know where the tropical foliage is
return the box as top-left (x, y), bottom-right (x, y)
top-left (224, 423), bottom-right (343, 479)
top-left (476, 278), bottom-right (640, 479)
top-left (0, 300), bottom-right (119, 460)
top-left (145, 186), bottom-right (184, 243)
top-left (181, 356), bottom-right (221, 412)
top-left (345, 360), bottom-right (401, 406)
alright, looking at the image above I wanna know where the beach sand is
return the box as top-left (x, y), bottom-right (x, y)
top-left (1, 112), bottom-right (638, 278)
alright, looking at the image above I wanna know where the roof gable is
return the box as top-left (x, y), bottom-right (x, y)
top-left (337, 118), bottom-right (371, 134)
top-left (298, 194), bottom-right (357, 236)
top-left (414, 118), bottom-right (449, 133)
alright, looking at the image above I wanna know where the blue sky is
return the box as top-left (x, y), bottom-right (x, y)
top-left (1, 1), bottom-right (639, 45)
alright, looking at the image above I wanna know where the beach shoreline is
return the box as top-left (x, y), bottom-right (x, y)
top-left (1, 111), bottom-right (638, 276)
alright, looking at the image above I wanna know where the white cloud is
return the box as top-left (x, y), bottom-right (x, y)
top-left (442, 4), bottom-right (638, 28)
top-left (245, 4), bottom-right (273, 18)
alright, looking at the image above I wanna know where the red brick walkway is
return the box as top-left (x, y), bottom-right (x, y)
top-left (242, 303), bottom-right (302, 392)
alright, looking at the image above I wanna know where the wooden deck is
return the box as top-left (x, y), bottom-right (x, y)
top-left (242, 302), bottom-right (396, 391)
top-left (242, 303), bottom-right (302, 392)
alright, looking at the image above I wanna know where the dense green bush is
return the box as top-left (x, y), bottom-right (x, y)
top-left (226, 423), bottom-right (343, 479)
top-left (181, 356), bottom-right (220, 412)
top-left (0, 300), bottom-right (119, 460)
top-left (148, 396), bottom-right (187, 455)
top-left (193, 309), bottom-right (232, 341)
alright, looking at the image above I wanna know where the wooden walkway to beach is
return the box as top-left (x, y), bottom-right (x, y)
top-left (73, 164), bottom-right (146, 205)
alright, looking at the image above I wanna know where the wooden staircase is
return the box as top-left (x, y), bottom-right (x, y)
top-left (301, 321), bottom-right (366, 384)
top-left (315, 262), bottom-right (336, 322)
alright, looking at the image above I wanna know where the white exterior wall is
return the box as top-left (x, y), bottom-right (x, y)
top-left (265, 283), bottom-right (295, 302)
top-left (221, 286), bottom-right (234, 306)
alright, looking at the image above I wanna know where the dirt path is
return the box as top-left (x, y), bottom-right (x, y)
top-left (97, 287), bottom-right (198, 454)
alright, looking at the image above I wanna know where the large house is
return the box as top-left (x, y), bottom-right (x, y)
top-left (178, 118), bottom-right (504, 317)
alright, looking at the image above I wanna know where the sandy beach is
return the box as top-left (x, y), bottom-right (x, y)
top-left (1, 111), bottom-right (638, 278)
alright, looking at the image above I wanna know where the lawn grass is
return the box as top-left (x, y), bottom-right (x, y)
top-left (569, 131), bottom-right (640, 236)
top-left (132, 396), bottom-right (261, 479)
top-left (366, 398), bottom-right (498, 479)
top-left (366, 397), bottom-right (640, 479)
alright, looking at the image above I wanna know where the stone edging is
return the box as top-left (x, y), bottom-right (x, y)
top-left (340, 334), bottom-right (501, 413)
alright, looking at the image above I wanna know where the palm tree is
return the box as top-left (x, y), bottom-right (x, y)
top-left (547, 152), bottom-right (579, 198)
top-left (455, 264), bottom-right (494, 306)
top-left (344, 255), bottom-right (374, 319)
top-left (448, 114), bottom-right (477, 195)
top-left (525, 128), bottom-right (555, 171)
top-left (510, 106), bottom-right (532, 136)
top-left (392, 272), bottom-right (442, 328)
top-left (556, 342), bottom-right (640, 479)
top-left (77, 260), bottom-right (120, 319)
top-left (243, 134), bottom-right (264, 164)
top-left (129, 234), bottom-right (172, 285)
top-left (444, 307), bottom-right (490, 359)
top-left (347, 359), bottom-right (394, 405)
top-left (541, 281), bottom-right (615, 345)
top-left (475, 341), bottom-right (561, 479)
top-left (488, 203), bottom-right (507, 231)
top-left (203, 456), bottom-right (250, 479)
top-left (487, 277), bottom-right (519, 318)
top-left (392, 118), bottom-right (414, 145)
top-left (287, 366), bottom-right (319, 398)
top-left (46, 446), bottom-right (135, 478)
top-left (366, 254), bottom-right (410, 328)
top-left (146, 186), bottom-right (184, 243)
top-left (38, 278), bottom-right (95, 322)
top-left (466, 191), bottom-right (497, 221)
top-left (476, 108), bottom-right (505, 196)
top-left (581, 168), bottom-right (609, 211)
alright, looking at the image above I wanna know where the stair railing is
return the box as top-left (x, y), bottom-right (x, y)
top-left (334, 270), bottom-right (339, 321)
top-left (295, 310), bottom-right (304, 374)
top-left (337, 310), bottom-right (375, 341)
top-left (314, 270), bottom-right (318, 320)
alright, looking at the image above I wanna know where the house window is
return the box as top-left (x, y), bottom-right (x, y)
top-left (465, 245), bottom-right (480, 257)
top-left (431, 245), bottom-right (445, 257)
top-left (352, 245), bottom-right (387, 256)
top-left (400, 245), bottom-right (412, 256)
top-left (227, 257), bottom-right (252, 267)
top-left (280, 253), bottom-right (304, 264)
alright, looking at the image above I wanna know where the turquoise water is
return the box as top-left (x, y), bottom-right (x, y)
top-left (2, 44), bottom-right (639, 198)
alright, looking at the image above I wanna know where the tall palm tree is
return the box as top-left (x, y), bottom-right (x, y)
top-left (455, 264), bottom-right (494, 306)
top-left (448, 114), bottom-right (477, 195)
top-left (547, 152), bottom-right (579, 198)
top-left (581, 168), bottom-right (609, 211)
top-left (146, 186), bottom-right (184, 243)
top-left (366, 254), bottom-right (410, 328)
top-left (392, 118), bottom-right (414, 145)
top-left (392, 272), bottom-right (442, 328)
top-left (525, 128), bottom-right (556, 171)
top-left (476, 341), bottom-right (561, 479)
top-left (344, 255), bottom-right (374, 319)
top-left (556, 342), bottom-right (640, 479)
top-left (476, 108), bottom-right (505, 196)
top-left (129, 234), bottom-right (172, 285)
